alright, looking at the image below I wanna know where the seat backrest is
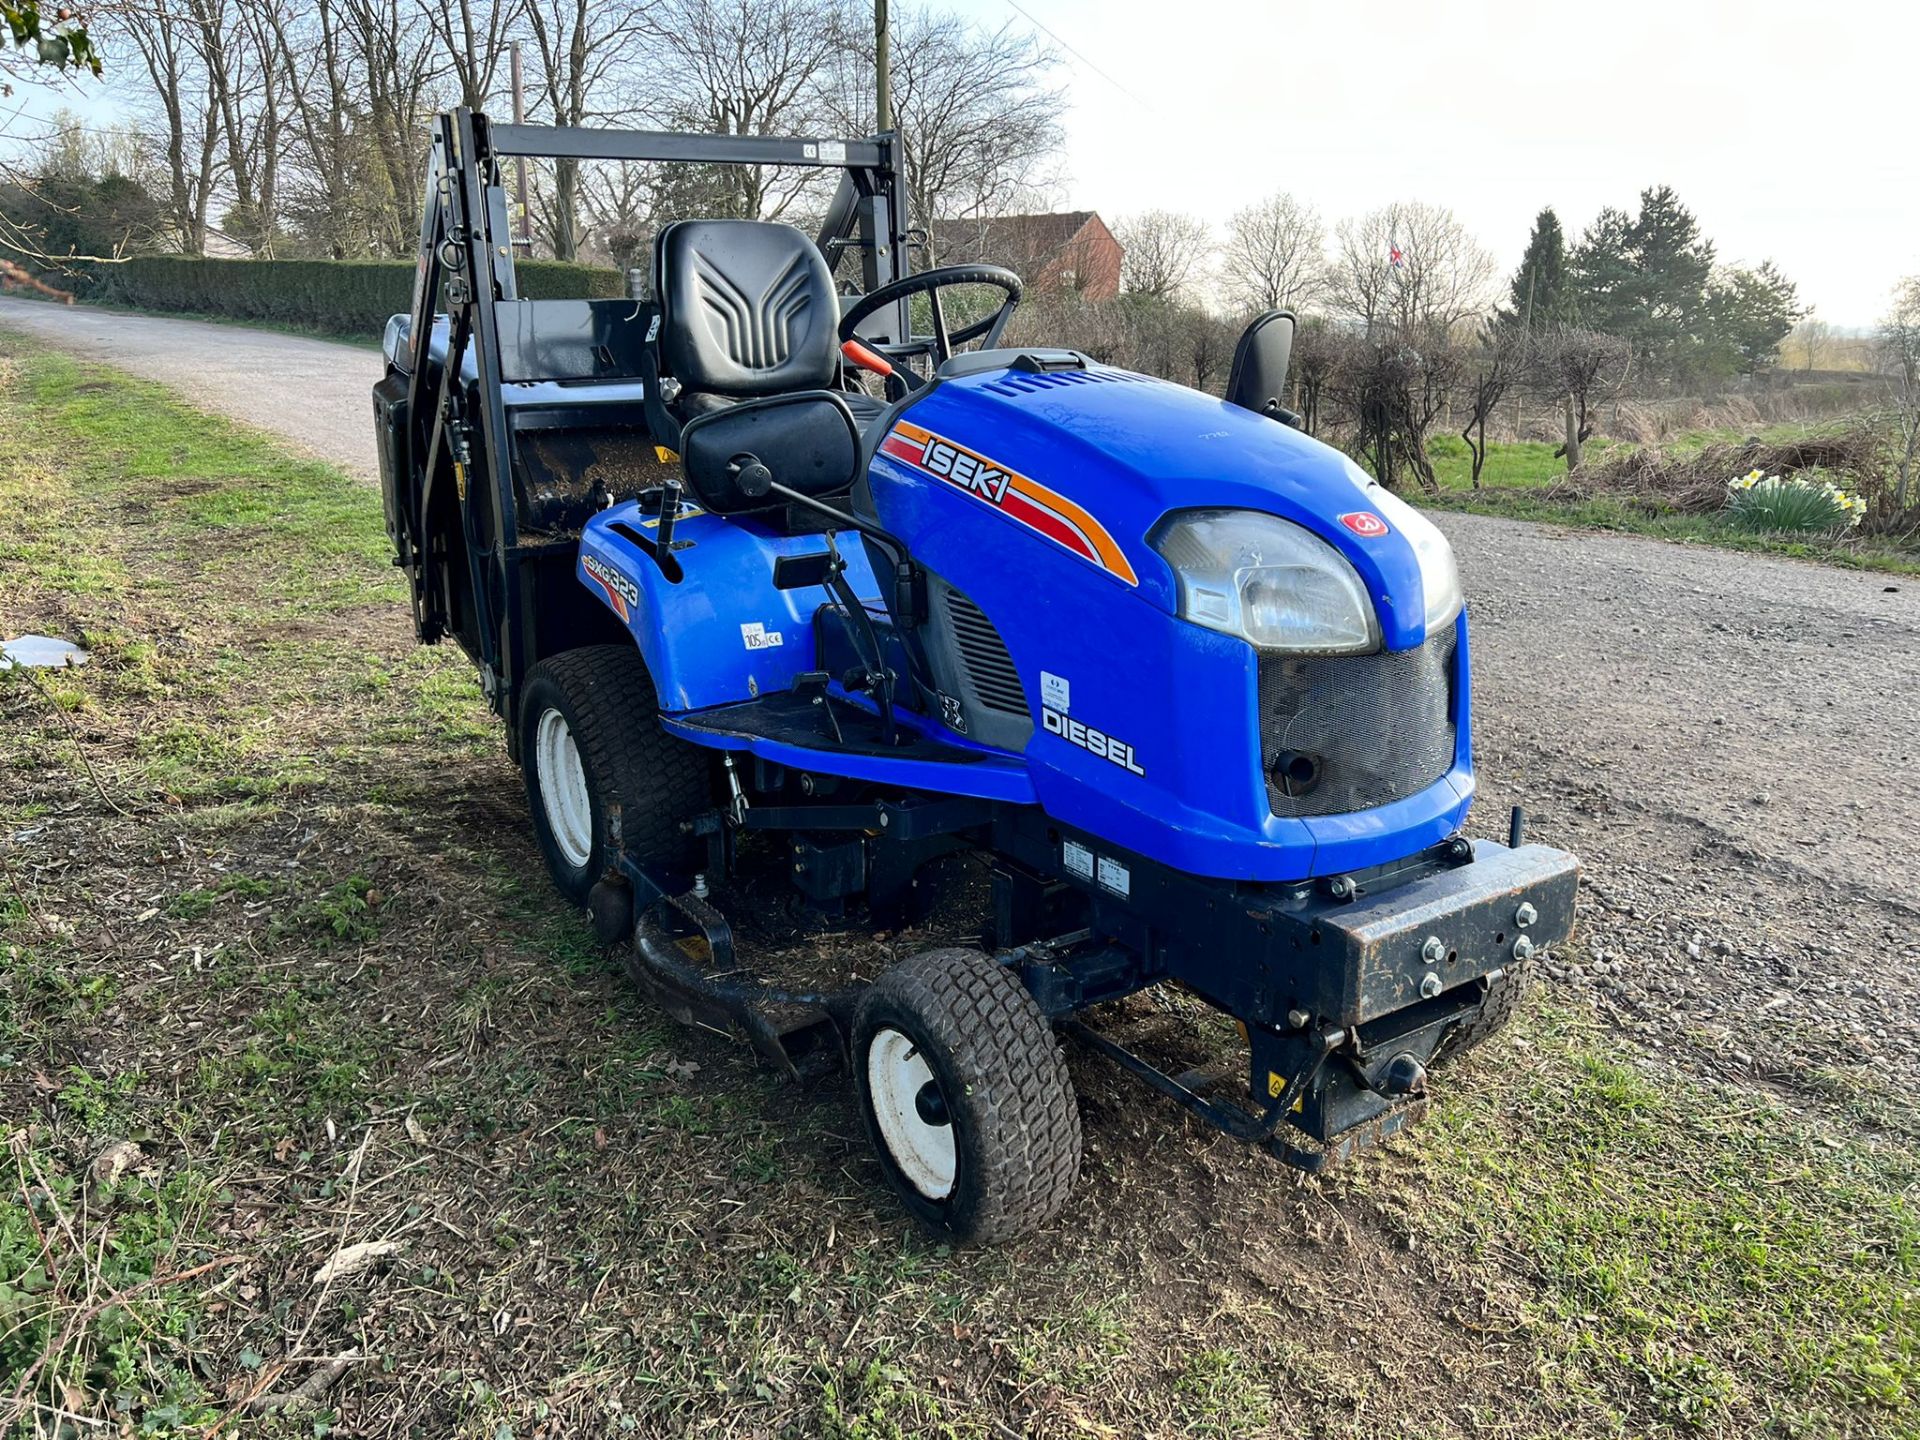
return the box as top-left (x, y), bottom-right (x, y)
top-left (654, 219), bottom-right (839, 398)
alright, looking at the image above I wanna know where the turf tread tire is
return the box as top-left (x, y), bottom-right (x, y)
top-left (854, 948), bottom-right (1081, 1245)
top-left (519, 645), bottom-right (710, 902)
top-left (1434, 959), bottom-right (1531, 1064)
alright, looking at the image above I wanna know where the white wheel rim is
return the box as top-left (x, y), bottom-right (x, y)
top-left (535, 707), bottom-right (594, 869)
top-left (866, 1027), bottom-right (956, 1200)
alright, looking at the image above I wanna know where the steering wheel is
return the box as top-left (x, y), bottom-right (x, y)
top-left (837, 264), bottom-right (1024, 373)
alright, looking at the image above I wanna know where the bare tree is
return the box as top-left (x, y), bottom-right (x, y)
top-left (577, 161), bottom-right (656, 267)
top-left (1326, 201), bottom-right (1497, 339)
top-left (184, 0), bottom-right (292, 252)
top-left (1330, 333), bottom-right (1461, 493)
top-left (1220, 193), bottom-right (1322, 315)
top-left (429, 0), bottom-right (525, 110)
top-left (1792, 315), bottom-right (1833, 374)
top-left (823, 9), bottom-right (1061, 226)
top-left (1182, 307), bottom-right (1237, 393)
top-left (1459, 334), bottom-right (1521, 488)
top-left (1115, 209), bottom-right (1211, 300)
top-left (341, 0), bottom-right (441, 252)
top-left (1530, 328), bottom-right (1631, 471)
top-left (523, 0), bottom-right (651, 257)
top-left (1883, 277), bottom-right (1920, 510)
top-left (116, 0), bottom-right (221, 252)
top-left (269, 0), bottom-right (373, 257)
top-left (1289, 319), bottom-right (1345, 436)
top-left (641, 0), bottom-right (846, 222)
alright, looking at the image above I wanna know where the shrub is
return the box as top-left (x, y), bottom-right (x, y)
top-left (1574, 430), bottom-right (1883, 514)
top-left (57, 255), bottom-right (623, 335)
top-left (1724, 468), bottom-right (1865, 532)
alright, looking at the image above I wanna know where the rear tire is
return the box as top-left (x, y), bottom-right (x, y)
top-left (852, 948), bottom-right (1080, 1244)
top-left (1435, 959), bottom-right (1532, 1063)
top-left (518, 646), bottom-right (711, 904)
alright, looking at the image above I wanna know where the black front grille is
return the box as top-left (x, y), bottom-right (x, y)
top-left (945, 590), bottom-right (1027, 715)
top-left (1258, 629), bottom-right (1457, 817)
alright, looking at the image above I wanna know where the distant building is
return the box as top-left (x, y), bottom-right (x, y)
top-left (202, 227), bottom-right (255, 259)
top-left (931, 211), bottom-right (1124, 302)
top-left (155, 225), bottom-right (257, 259)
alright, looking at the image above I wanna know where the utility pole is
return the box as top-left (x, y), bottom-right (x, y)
top-left (510, 40), bottom-right (531, 250)
top-left (874, 0), bottom-right (892, 132)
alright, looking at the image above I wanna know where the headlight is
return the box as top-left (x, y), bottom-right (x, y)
top-left (1367, 485), bottom-right (1462, 632)
top-left (1151, 509), bottom-right (1379, 654)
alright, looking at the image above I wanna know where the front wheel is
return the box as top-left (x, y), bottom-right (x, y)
top-left (518, 646), bottom-right (711, 903)
top-left (852, 949), bottom-right (1081, 1244)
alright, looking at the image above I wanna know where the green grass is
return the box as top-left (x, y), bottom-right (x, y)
top-left (1413, 1003), bottom-right (1920, 1434)
top-left (1, 1147), bottom-right (230, 1433)
top-left (1429, 433), bottom-right (1580, 490)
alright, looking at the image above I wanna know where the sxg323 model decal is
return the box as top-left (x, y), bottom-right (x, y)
top-left (582, 554), bottom-right (638, 620)
top-left (880, 420), bottom-right (1139, 586)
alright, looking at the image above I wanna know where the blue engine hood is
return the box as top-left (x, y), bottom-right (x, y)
top-left (884, 364), bottom-right (1432, 650)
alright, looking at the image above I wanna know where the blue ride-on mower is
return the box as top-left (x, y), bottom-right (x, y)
top-left (373, 111), bottom-right (1579, 1242)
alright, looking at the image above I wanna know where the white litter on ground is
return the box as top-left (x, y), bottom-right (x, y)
top-left (0, 634), bottom-right (91, 670)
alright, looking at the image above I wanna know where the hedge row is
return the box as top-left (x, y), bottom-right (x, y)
top-left (63, 255), bottom-right (624, 335)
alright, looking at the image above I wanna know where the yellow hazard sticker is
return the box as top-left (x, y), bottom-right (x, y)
top-left (1266, 1073), bottom-right (1304, 1112)
top-left (655, 445), bottom-right (679, 464)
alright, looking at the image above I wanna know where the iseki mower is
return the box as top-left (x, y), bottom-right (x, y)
top-left (372, 110), bottom-right (1578, 1242)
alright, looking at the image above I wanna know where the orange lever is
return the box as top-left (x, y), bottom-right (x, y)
top-left (840, 338), bottom-right (894, 377)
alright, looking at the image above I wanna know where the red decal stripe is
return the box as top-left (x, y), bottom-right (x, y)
top-left (587, 572), bottom-right (629, 621)
top-left (1002, 490), bottom-right (1099, 565)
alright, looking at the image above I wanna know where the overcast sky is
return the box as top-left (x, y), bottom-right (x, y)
top-left (963, 0), bottom-right (1918, 327)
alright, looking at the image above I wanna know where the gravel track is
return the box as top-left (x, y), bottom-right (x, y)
top-left (6, 298), bottom-right (1915, 1111)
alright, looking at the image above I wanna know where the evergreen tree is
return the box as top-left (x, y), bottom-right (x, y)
top-left (1706, 261), bottom-right (1804, 376)
top-left (1498, 207), bottom-right (1575, 332)
top-left (1626, 184), bottom-right (1715, 369)
top-left (1568, 186), bottom-right (1721, 377)
top-left (1568, 205), bottom-right (1636, 336)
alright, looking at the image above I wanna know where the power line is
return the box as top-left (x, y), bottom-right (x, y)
top-left (1001, 0), bottom-right (1157, 114)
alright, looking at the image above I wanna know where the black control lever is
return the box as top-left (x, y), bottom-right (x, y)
top-left (653, 478), bottom-right (683, 550)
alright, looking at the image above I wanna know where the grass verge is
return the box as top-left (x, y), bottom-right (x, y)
top-left (1422, 434), bottom-right (1920, 576)
top-left (1, 333), bottom-right (1913, 1437)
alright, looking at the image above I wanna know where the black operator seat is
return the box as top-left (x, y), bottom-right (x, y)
top-left (653, 219), bottom-right (887, 428)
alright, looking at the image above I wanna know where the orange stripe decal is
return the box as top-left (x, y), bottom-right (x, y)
top-left (880, 421), bottom-right (1138, 586)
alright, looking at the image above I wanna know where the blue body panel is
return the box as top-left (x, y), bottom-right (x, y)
top-left (877, 368), bottom-right (1432, 646)
top-left (577, 362), bottom-right (1475, 883)
top-left (577, 499), bottom-right (883, 711)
